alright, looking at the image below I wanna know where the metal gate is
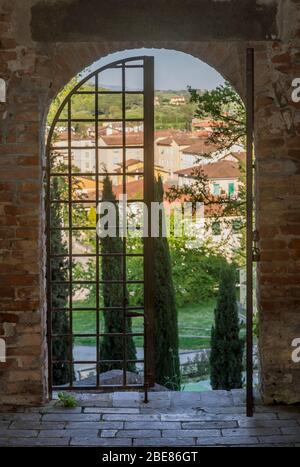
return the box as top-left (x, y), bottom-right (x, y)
top-left (46, 56), bottom-right (154, 398)
top-left (246, 48), bottom-right (255, 417)
top-left (46, 51), bottom-right (255, 414)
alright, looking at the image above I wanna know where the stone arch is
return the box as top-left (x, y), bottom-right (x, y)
top-left (1, 0), bottom-right (299, 407)
top-left (45, 42), bottom-right (246, 111)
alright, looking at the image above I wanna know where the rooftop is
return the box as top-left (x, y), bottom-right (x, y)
top-left (175, 160), bottom-right (241, 179)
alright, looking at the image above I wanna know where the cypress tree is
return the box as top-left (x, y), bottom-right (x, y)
top-left (100, 175), bottom-right (136, 372)
top-left (154, 176), bottom-right (181, 390)
top-left (210, 265), bottom-right (244, 390)
top-left (50, 175), bottom-right (72, 385)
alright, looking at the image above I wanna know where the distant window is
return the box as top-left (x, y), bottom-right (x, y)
top-left (0, 78), bottom-right (6, 103)
top-left (232, 218), bottom-right (243, 232)
top-left (212, 221), bottom-right (221, 236)
top-left (213, 183), bottom-right (220, 196)
top-left (228, 182), bottom-right (235, 196)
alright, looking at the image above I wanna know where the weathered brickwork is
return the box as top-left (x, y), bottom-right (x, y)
top-left (0, 0), bottom-right (300, 405)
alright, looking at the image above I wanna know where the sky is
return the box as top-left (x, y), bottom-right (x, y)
top-left (82, 48), bottom-right (225, 91)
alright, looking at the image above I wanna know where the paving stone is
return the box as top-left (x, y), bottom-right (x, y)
top-left (42, 413), bottom-right (100, 422)
top-left (84, 407), bottom-right (115, 413)
top-left (222, 427), bottom-right (280, 437)
top-left (0, 413), bottom-right (41, 422)
top-left (38, 429), bottom-right (99, 438)
top-left (134, 437), bottom-right (195, 447)
top-left (199, 391), bottom-right (233, 407)
top-left (92, 407), bottom-right (140, 414)
top-left (240, 412), bottom-right (277, 420)
top-left (63, 421), bottom-right (104, 429)
top-left (100, 430), bottom-right (118, 437)
top-left (171, 392), bottom-right (202, 408)
top-left (113, 392), bottom-right (142, 408)
top-left (161, 413), bottom-right (233, 422)
top-left (124, 421), bottom-right (181, 430)
top-left (0, 422), bottom-right (10, 429)
top-left (7, 437), bottom-right (70, 446)
top-left (70, 437), bottom-right (132, 446)
top-left (39, 407), bottom-right (83, 414)
top-left (142, 401), bottom-right (171, 409)
top-left (280, 426), bottom-right (300, 435)
top-left (99, 421), bottom-right (124, 430)
top-left (258, 435), bottom-right (300, 445)
top-left (197, 436), bottom-right (259, 446)
top-left (202, 406), bottom-right (247, 414)
top-left (141, 407), bottom-right (182, 414)
top-left (255, 406), bottom-right (282, 413)
top-left (113, 392), bottom-right (171, 410)
top-left (74, 393), bottom-right (112, 404)
top-left (238, 419), bottom-right (299, 428)
top-left (0, 429), bottom-right (38, 438)
top-left (162, 429), bottom-right (221, 438)
top-left (0, 438), bottom-right (9, 446)
top-left (102, 414), bottom-right (160, 421)
top-left (67, 421), bottom-right (124, 430)
top-left (231, 389), bottom-right (247, 406)
top-left (1, 390), bottom-right (300, 446)
top-left (116, 430), bottom-right (161, 438)
top-left (10, 422), bottom-right (66, 430)
top-left (277, 411), bottom-right (300, 420)
top-left (79, 401), bottom-right (112, 408)
top-left (182, 421), bottom-right (238, 429)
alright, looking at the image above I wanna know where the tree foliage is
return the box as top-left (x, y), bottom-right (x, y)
top-left (99, 175), bottom-right (137, 372)
top-left (210, 265), bottom-right (244, 390)
top-left (189, 81), bottom-right (246, 150)
top-left (168, 82), bottom-right (247, 265)
top-left (50, 175), bottom-right (73, 386)
top-left (154, 177), bottom-right (181, 390)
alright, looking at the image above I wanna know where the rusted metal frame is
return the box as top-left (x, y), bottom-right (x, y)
top-left (75, 90), bottom-right (145, 95)
top-left (51, 253), bottom-right (144, 258)
top-left (51, 197), bottom-right (146, 204)
top-left (51, 385), bottom-right (147, 392)
top-left (95, 73), bottom-right (101, 388)
top-left (67, 99), bottom-right (74, 386)
top-left (50, 146), bottom-right (144, 151)
top-left (50, 172), bottom-right (145, 177)
top-left (143, 56), bottom-right (155, 401)
top-left (46, 104), bottom-right (55, 399)
top-left (57, 118), bottom-right (143, 123)
top-left (52, 306), bottom-right (144, 312)
top-left (246, 48), bottom-right (254, 418)
top-left (53, 333), bottom-right (144, 338)
top-left (47, 56), bottom-right (151, 393)
top-left (122, 63), bottom-right (128, 388)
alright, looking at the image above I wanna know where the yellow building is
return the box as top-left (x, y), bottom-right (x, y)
top-left (114, 159), bottom-right (169, 185)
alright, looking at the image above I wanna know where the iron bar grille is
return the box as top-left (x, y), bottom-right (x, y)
top-left (46, 57), bottom-right (155, 392)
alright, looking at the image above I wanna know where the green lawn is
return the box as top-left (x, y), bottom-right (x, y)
top-left (177, 300), bottom-right (216, 350)
top-left (72, 298), bottom-right (217, 350)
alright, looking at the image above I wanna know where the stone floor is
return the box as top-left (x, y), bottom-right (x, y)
top-left (0, 390), bottom-right (300, 446)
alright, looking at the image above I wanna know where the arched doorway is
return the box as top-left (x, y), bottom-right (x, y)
top-left (46, 49), bottom-right (255, 415)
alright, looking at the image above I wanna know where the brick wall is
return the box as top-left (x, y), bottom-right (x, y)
top-left (0, 0), bottom-right (299, 405)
